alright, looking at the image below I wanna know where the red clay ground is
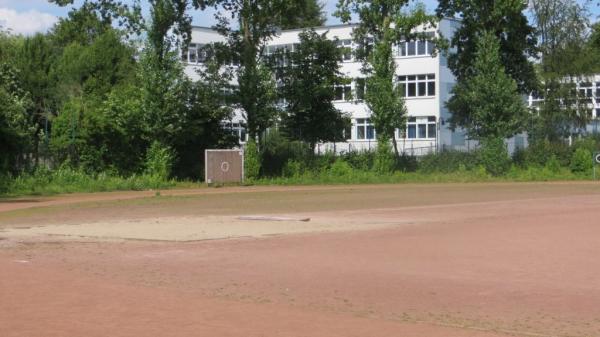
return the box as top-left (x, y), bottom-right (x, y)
top-left (1, 182), bottom-right (600, 337)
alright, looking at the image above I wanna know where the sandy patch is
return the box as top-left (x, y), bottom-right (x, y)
top-left (0, 214), bottom-right (412, 241)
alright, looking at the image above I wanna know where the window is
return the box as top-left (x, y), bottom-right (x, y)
top-left (405, 116), bottom-right (436, 139)
top-left (394, 32), bottom-right (436, 57)
top-left (397, 74), bottom-right (435, 98)
top-left (183, 44), bottom-right (208, 64)
top-left (224, 122), bottom-right (247, 143)
top-left (355, 78), bottom-right (365, 100)
top-left (596, 108), bottom-right (600, 119)
top-left (596, 82), bottom-right (600, 97)
top-left (334, 83), bottom-right (352, 101)
top-left (336, 39), bottom-right (353, 61)
top-left (356, 118), bottom-right (375, 140)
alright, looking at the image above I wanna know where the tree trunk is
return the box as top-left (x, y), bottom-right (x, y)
top-left (391, 133), bottom-right (400, 158)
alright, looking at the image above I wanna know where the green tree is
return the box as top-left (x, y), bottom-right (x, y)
top-left (278, 29), bottom-right (348, 150)
top-left (16, 34), bottom-right (58, 164)
top-left (436, 0), bottom-right (537, 94)
top-left (335, 0), bottom-right (435, 157)
top-left (202, 0), bottom-right (309, 141)
top-left (446, 32), bottom-right (527, 141)
top-left (528, 0), bottom-right (595, 142)
top-left (0, 63), bottom-right (35, 173)
top-left (279, 0), bottom-right (326, 29)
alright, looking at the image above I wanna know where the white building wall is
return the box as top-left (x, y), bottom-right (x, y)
top-left (184, 20), bottom-right (463, 155)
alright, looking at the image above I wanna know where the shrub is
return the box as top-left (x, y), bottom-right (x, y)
top-left (419, 150), bottom-right (479, 173)
top-left (525, 140), bottom-right (570, 167)
top-left (282, 159), bottom-right (305, 177)
top-left (478, 138), bottom-right (511, 176)
top-left (328, 159), bottom-right (353, 177)
top-left (244, 139), bottom-right (261, 180)
top-left (259, 131), bottom-right (311, 176)
top-left (144, 141), bottom-right (175, 180)
top-left (544, 155), bottom-right (561, 174)
top-left (341, 151), bottom-right (375, 171)
top-left (373, 140), bottom-right (395, 174)
top-left (570, 148), bottom-right (593, 174)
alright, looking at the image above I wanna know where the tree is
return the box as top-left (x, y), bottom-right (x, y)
top-left (278, 29), bottom-right (348, 150)
top-left (528, 0), bottom-right (594, 141)
top-left (279, 0), bottom-right (326, 29)
top-left (0, 62), bottom-right (34, 173)
top-left (335, 0), bottom-right (435, 157)
top-left (436, 0), bottom-right (538, 94)
top-left (446, 32), bottom-right (527, 141)
top-left (16, 34), bottom-right (58, 164)
top-left (201, 0), bottom-right (310, 141)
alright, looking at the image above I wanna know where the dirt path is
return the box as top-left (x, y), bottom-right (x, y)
top-left (2, 182), bottom-right (600, 337)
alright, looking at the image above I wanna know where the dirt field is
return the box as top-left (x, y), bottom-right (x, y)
top-left (2, 182), bottom-right (600, 337)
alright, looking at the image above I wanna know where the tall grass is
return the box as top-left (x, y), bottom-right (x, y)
top-left (1, 166), bottom-right (181, 197)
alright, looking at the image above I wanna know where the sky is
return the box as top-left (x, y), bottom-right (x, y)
top-left (0, 0), bottom-right (597, 36)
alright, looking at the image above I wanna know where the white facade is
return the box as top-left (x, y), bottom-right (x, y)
top-left (528, 75), bottom-right (600, 135)
top-left (183, 20), bottom-right (467, 155)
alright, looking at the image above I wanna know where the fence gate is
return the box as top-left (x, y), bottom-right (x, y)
top-left (205, 149), bottom-right (244, 184)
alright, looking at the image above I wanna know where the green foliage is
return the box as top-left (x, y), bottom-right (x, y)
top-left (436, 0), bottom-right (537, 93)
top-left (144, 141), bottom-right (175, 180)
top-left (282, 159), bottom-right (305, 178)
top-left (326, 159), bottom-right (352, 177)
top-left (259, 130), bottom-right (311, 176)
top-left (545, 155), bottom-right (561, 174)
top-left (335, 0), bottom-right (434, 156)
top-left (570, 148), bottom-right (593, 174)
top-left (521, 140), bottom-right (571, 167)
top-left (2, 166), bottom-right (178, 197)
top-left (244, 140), bottom-right (261, 180)
top-left (279, 29), bottom-right (348, 149)
top-left (447, 32), bottom-right (527, 141)
top-left (0, 62), bottom-right (35, 173)
top-left (478, 138), bottom-right (511, 176)
top-left (278, 0), bottom-right (326, 29)
top-left (419, 150), bottom-right (479, 173)
top-left (373, 141), bottom-right (395, 174)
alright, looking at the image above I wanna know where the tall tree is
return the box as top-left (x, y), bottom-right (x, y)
top-left (0, 38), bottom-right (35, 173)
top-left (278, 29), bottom-right (348, 150)
top-left (200, 0), bottom-right (312, 141)
top-left (446, 31), bottom-right (527, 141)
top-left (436, 0), bottom-right (538, 94)
top-left (335, 0), bottom-right (435, 157)
top-left (279, 0), bottom-right (326, 29)
top-left (528, 0), bottom-right (594, 141)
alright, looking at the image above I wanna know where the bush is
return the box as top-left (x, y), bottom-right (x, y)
top-left (524, 140), bottom-right (570, 167)
top-left (544, 155), bottom-right (561, 174)
top-left (259, 131), bottom-right (311, 177)
top-left (341, 151), bottom-right (375, 171)
top-left (144, 141), bottom-right (175, 180)
top-left (373, 140), bottom-right (395, 174)
top-left (478, 138), bottom-right (511, 176)
top-left (419, 150), bottom-right (479, 173)
top-left (244, 140), bottom-right (260, 180)
top-left (328, 160), bottom-right (353, 177)
top-left (282, 159), bottom-right (305, 177)
top-left (570, 148), bottom-right (593, 174)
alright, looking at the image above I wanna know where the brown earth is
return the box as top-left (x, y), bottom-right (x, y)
top-left (1, 182), bottom-right (600, 337)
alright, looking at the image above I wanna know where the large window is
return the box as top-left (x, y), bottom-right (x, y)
top-left (356, 118), bottom-right (375, 140)
top-left (395, 32), bottom-right (436, 57)
top-left (405, 116), bottom-right (436, 139)
top-left (336, 39), bottom-right (353, 61)
top-left (182, 44), bottom-right (207, 64)
top-left (398, 74), bottom-right (435, 98)
top-left (334, 83), bottom-right (352, 101)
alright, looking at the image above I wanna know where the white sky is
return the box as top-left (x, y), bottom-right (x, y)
top-left (0, 0), bottom-right (439, 35)
top-left (0, 0), bottom-right (597, 36)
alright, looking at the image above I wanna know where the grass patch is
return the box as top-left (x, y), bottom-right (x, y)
top-left (0, 167), bottom-right (198, 198)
